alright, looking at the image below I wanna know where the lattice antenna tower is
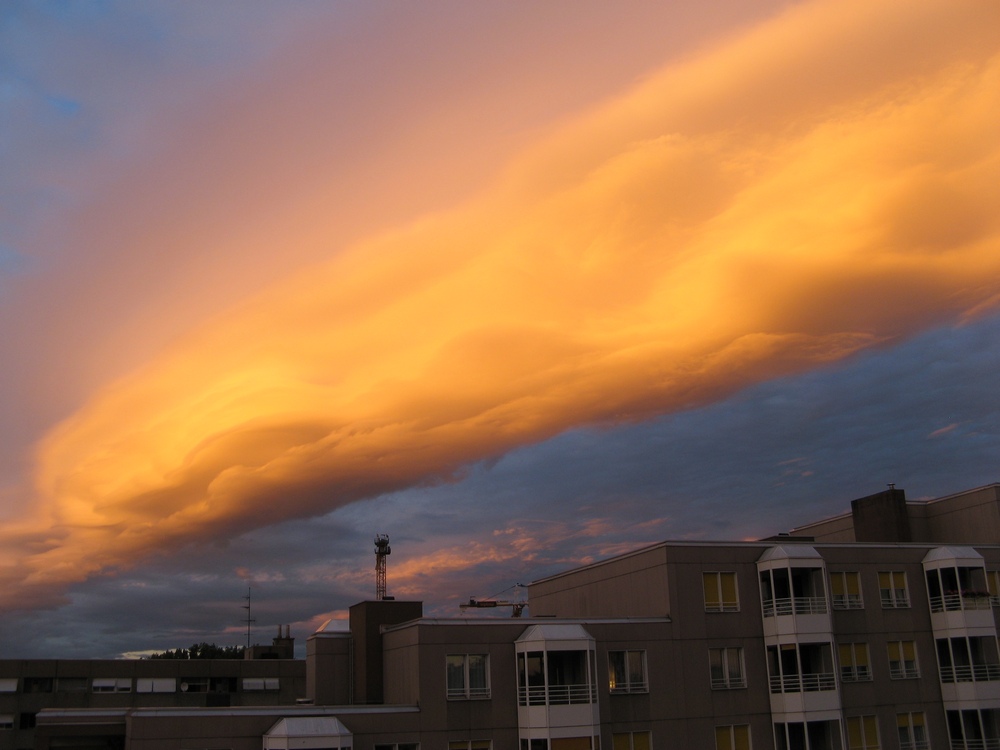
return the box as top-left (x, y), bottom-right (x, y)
top-left (242, 586), bottom-right (256, 649)
top-left (374, 534), bottom-right (391, 600)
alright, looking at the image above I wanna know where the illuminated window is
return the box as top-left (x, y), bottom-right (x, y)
top-left (838, 643), bottom-right (872, 682)
top-left (846, 716), bottom-right (880, 750)
top-left (709, 647), bottom-right (746, 689)
top-left (447, 654), bottom-right (489, 699)
top-left (830, 572), bottom-right (863, 609)
top-left (704, 572), bottom-right (739, 612)
top-left (609, 650), bottom-right (647, 693)
top-left (887, 641), bottom-right (919, 679)
top-left (896, 712), bottom-right (927, 750)
top-left (715, 725), bottom-right (750, 750)
top-left (879, 571), bottom-right (909, 608)
top-left (612, 731), bottom-right (651, 750)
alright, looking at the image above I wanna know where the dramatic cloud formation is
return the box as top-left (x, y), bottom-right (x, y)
top-left (1, 0), bottom-right (998, 612)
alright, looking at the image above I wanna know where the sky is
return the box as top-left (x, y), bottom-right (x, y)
top-left (1, 0), bottom-right (999, 658)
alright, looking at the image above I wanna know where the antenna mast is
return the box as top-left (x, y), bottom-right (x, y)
top-left (374, 534), bottom-right (391, 600)
top-left (242, 587), bottom-right (256, 649)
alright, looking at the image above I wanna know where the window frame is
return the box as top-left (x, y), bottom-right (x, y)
top-left (887, 640), bottom-right (919, 679)
top-left (838, 642), bottom-right (872, 682)
top-left (879, 571), bottom-right (909, 608)
top-left (704, 571), bottom-right (740, 612)
top-left (987, 570), bottom-right (1000, 607)
top-left (92, 677), bottom-right (131, 693)
top-left (709, 646), bottom-right (747, 690)
top-left (715, 724), bottom-right (751, 750)
top-left (609, 649), bottom-right (648, 694)
top-left (846, 715), bottom-right (881, 750)
top-left (446, 653), bottom-right (490, 700)
top-left (896, 712), bottom-right (927, 750)
top-left (830, 571), bottom-right (864, 610)
top-left (612, 731), bottom-right (651, 750)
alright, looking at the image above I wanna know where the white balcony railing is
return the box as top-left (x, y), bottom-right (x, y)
top-left (930, 593), bottom-right (993, 613)
top-left (518, 683), bottom-right (596, 706)
top-left (939, 663), bottom-right (1000, 682)
top-left (762, 596), bottom-right (828, 617)
top-left (768, 671), bottom-right (836, 693)
top-left (948, 740), bottom-right (1000, 750)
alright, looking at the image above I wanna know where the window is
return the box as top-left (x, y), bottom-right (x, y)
top-left (704, 572), bottom-right (739, 612)
top-left (612, 732), bottom-right (651, 750)
top-left (449, 743), bottom-right (490, 750)
top-left (609, 650), bottom-right (647, 693)
top-left (879, 571), bottom-right (909, 608)
top-left (887, 641), bottom-right (919, 679)
top-left (57, 677), bottom-right (88, 692)
top-left (846, 716), bottom-right (880, 750)
top-left (137, 678), bottom-right (177, 693)
top-left (447, 654), bottom-right (489, 699)
top-left (0, 715), bottom-right (12, 729)
top-left (23, 677), bottom-right (53, 693)
top-left (19, 713), bottom-right (37, 730)
top-left (92, 677), bottom-right (131, 693)
top-left (242, 677), bottom-right (280, 691)
top-left (896, 712), bottom-right (927, 750)
top-left (0, 679), bottom-right (15, 693)
top-left (710, 647), bottom-right (746, 689)
top-left (180, 677), bottom-right (209, 693)
top-left (830, 572), bottom-right (863, 609)
top-left (988, 570), bottom-right (1000, 606)
top-left (774, 721), bottom-right (838, 750)
top-left (838, 643), bottom-right (872, 682)
top-left (374, 745), bottom-right (418, 750)
top-left (716, 725), bottom-right (750, 750)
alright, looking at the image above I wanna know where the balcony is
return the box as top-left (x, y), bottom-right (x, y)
top-left (518, 683), bottom-right (595, 706)
top-left (930, 592), bottom-right (994, 613)
top-left (948, 741), bottom-right (1000, 750)
top-left (899, 741), bottom-right (929, 750)
top-left (762, 596), bottom-right (827, 617)
top-left (768, 671), bottom-right (836, 693)
top-left (940, 664), bottom-right (1000, 683)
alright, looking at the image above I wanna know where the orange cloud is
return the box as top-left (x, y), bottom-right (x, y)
top-left (4, 0), bottom-right (1000, 608)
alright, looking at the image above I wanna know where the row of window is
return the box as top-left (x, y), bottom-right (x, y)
top-left (0, 676), bottom-right (280, 694)
top-left (448, 635), bottom-right (997, 704)
top-left (703, 569), bottom-right (1000, 614)
top-left (725, 714), bottom-right (927, 750)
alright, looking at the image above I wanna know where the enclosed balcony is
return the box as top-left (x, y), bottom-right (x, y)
top-left (767, 642), bottom-right (836, 694)
top-left (947, 708), bottom-right (1000, 750)
top-left (937, 637), bottom-right (1000, 683)
top-left (927, 564), bottom-right (992, 613)
top-left (758, 546), bottom-right (832, 638)
top-left (515, 624), bottom-right (600, 747)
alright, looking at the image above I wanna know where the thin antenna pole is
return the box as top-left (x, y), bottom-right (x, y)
top-left (242, 587), bottom-right (256, 649)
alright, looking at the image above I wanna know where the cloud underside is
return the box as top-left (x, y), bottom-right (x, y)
top-left (5, 0), bottom-right (1000, 607)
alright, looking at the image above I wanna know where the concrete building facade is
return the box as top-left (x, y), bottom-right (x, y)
top-left (6, 483), bottom-right (1000, 750)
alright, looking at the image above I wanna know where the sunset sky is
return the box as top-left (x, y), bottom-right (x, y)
top-left (2, 0), bottom-right (999, 658)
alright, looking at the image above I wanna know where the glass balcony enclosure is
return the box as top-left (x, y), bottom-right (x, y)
top-left (766, 642), bottom-right (836, 693)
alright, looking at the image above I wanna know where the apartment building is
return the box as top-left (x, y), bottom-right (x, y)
top-left (16, 483), bottom-right (1000, 750)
